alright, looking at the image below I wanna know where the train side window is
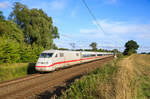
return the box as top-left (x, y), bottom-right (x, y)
top-left (91, 54), bottom-right (96, 57)
top-left (82, 54), bottom-right (90, 57)
top-left (60, 53), bottom-right (64, 57)
top-left (76, 53), bottom-right (79, 56)
top-left (82, 54), bottom-right (86, 57)
top-left (55, 54), bottom-right (58, 57)
top-left (98, 54), bottom-right (102, 56)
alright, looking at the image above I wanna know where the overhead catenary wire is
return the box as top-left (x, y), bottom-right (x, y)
top-left (81, 0), bottom-right (125, 53)
top-left (57, 1), bottom-right (133, 52)
top-left (81, 0), bottom-right (107, 34)
top-left (57, 1), bottom-right (150, 53)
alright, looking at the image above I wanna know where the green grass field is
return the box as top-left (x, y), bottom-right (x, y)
top-left (0, 63), bottom-right (36, 82)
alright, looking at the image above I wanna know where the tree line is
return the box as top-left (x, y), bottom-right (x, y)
top-left (79, 41), bottom-right (139, 56)
top-left (0, 2), bottom-right (140, 64)
top-left (59, 42), bottom-right (121, 54)
top-left (0, 2), bottom-right (59, 64)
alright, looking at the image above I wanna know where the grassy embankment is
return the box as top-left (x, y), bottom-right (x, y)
top-left (0, 63), bottom-right (36, 82)
top-left (58, 57), bottom-right (120, 99)
top-left (116, 54), bottom-right (150, 99)
top-left (58, 54), bottom-right (150, 99)
top-left (132, 54), bottom-right (150, 99)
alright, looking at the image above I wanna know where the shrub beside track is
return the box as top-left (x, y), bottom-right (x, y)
top-left (0, 63), bottom-right (36, 82)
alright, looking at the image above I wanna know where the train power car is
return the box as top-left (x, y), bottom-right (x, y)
top-left (35, 50), bottom-right (113, 72)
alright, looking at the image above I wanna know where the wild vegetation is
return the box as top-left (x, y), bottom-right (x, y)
top-left (0, 63), bottom-right (36, 82)
top-left (58, 54), bottom-right (150, 99)
top-left (132, 54), bottom-right (150, 98)
top-left (58, 58), bottom-right (119, 99)
top-left (0, 2), bottom-right (59, 64)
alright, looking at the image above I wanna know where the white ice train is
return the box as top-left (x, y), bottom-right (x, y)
top-left (35, 50), bottom-right (114, 72)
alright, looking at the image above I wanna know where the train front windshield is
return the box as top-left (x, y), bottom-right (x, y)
top-left (40, 53), bottom-right (53, 58)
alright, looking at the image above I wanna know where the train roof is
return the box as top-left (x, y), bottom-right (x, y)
top-left (42, 50), bottom-right (80, 53)
top-left (42, 50), bottom-right (113, 54)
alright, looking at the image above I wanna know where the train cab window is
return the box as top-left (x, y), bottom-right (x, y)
top-left (60, 53), bottom-right (64, 57)
top-left (40, 53), bottom-right (53, 58)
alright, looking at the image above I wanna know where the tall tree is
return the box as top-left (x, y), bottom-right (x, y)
top-left (123, 40), bottom-right (139, 55)
top-left (90, 42), bottom-right (97, 51)
top-left (0, 20), bottom-right (24, 43)
top-left (9, 2), bottom-right (59, 49)
top-left (0, 11), bottom-right (5, 20)
top-left (0, 37), bottom-right (20, 63)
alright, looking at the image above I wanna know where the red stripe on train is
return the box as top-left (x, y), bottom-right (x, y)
top-left (35, 56), bottom-right (106, 67)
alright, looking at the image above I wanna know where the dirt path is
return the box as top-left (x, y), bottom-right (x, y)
top-left (0, 57), bottom-right (113, 99)
top-left (115, 56), bottom-right (135, 99)
top-left (115, 54), bottom-right (150, 99)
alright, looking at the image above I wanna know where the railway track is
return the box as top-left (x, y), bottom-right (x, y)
top-left (0, 57), bottom-right (113, 99)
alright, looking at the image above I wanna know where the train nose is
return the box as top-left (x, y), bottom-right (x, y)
top-left (36, 60), bottom-right (52, 66)
top-left (35, 58), bottom-right (53, 71)
top-left (36, 58), bottom-right (52, 66)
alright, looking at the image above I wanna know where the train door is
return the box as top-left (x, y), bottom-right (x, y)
top-left (58, 52), bottom-right (65, 68)
top-left (52, 52), bottom-right (65, 68)
top-left (79, 52), bottom-right (82, 62)
top-left (64, 51), bottom-right (71, 66)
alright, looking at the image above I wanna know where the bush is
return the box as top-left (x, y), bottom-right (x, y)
top-left (0, 38), bottom-right (20, 63)
top-left (0, 63), bottom-right (37, 82)
top-left (0, 37), bottom-right (44, 64)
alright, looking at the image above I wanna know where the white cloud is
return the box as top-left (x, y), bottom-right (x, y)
top-left (80, 29), bottom-right (98, 34)
top-left (55, 19), bottom-right (150, 52)
top-left (84, 19), bottom-right (150, 37)
top-left (21, 0), bottom-right (67, 14)
top-left (0, 1), bottom-right (9, 8)
top-left (49, 0), bottom-right (66, 11)
top-left (78, 19), bottom-right (150, 51)
top-left (137, 33), bottom-right (150, 39)
top-left (70, 6), bottom-right (79, 18)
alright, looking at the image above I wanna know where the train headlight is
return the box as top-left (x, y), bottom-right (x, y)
top-left (37, 61), bottom-right (49, 64)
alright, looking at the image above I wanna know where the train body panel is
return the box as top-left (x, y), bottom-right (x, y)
top-left (35, 50), bottom-right (114, 72)
top-left (64, 51), bottom-right (81, 66)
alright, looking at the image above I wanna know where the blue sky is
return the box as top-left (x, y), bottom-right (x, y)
top-left (0, 0), bottom-right (150, 52)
